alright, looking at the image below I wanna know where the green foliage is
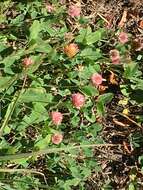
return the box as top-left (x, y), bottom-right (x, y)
top-left (0, 0), bottom-right (143, 189)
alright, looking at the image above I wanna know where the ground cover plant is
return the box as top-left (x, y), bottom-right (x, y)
top-left (0, 0), bottom-right (143, 189)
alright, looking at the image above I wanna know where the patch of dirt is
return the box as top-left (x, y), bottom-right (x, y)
top-left (80, 0), bottom-right (143, 189)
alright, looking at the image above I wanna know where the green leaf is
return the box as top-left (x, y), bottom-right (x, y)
top-left (128, 183), bottom-right (135, 190)
top-left (3, 55), bottom-right (16, 67)
top-left (70, 166), bottom-right (81, 178)
top-left (80, 48), bottom-right (102, 60)
top-left (124, 62), bottom-right (139, 79)
top-left (2, 50), bottom-right (25, 74)
top-left (19, 88), bottom-right (53, 103)
top-left (63, 178), bottom-right (81, 190)
top-left (81, 85), bottom-right (99, 96)
top-left (83, 147), bottom-right (93, 157)
top-left (96, 101), bottom-right (105, 116)
top-left (81, 167), bottom-right (91, 179)
top-left (90, 123), bottom-right (103, 132)
top-left (29, 20), bottom-right (41, 41)
top-left (79, 65), bottom-right (100, 80)
top-left (35, 135), bottom-right (51, 149)
top-left (84, 112), bottom-right (96, 123)
top-left (86, 30), bottom-right (102, 45)
top-left (17, 103), bottom-right (48, 130)
top-left (96, 93), bottom-right (113, 115)
top-left (75, 27), bottom-right (92, 44)
top-left (0, 43), bottom-right (7, 52)
top-left (131, 79), bottom-right (143, 90)
top-left (71, 115), bottom-right (80, 128)
top-left (34, 39), bottom-right (52, 53)
top-left (0, 182), bottom-right (16, 190)
top-left (97, 93), bottom-right (113, 104)
top-left (0, 76), bottom-right (13, 92)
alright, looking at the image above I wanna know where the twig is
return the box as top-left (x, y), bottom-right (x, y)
top-left (97, 13), bottom-right (110, 24)
top-left (117, 112), bottom-right (142, 129)
top-left (118, 9), bottom-right (127, 28)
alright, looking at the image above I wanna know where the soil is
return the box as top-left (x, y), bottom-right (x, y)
top-left (79, 0), bottom-right (143, 189)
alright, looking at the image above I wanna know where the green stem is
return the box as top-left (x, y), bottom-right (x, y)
top-left (0, 143), bottom-right (119, 161)
top-left (0, 92), bottom-right (20, 138)
top-left (0, 75), bottom-right (27, 138)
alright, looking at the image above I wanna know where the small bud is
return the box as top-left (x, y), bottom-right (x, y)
top-left (23, 58), bottom-right (33, 67)
top-left (72, 93), bottom-right (85, 109)
top-left (64, 43), bottom-right (79, 58)
top-left (118, 32), bottom-right (128, 44)
top-left (91, 73), bottom-right (103, 86)
top-left (51, 133), bottom-right (63, 145)
top-left (68, 4), bottom-right (81, 17)
top-left (51, 111), bottom-right (63, 125)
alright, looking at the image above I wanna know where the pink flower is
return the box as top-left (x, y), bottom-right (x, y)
top-left (72, 93), bottom-right (85, 109)
top-left (52, 133), bottom-right (63, 145)
top-left (118, 32), bottom-right (128, 44)
top-left (23, 58), bottom-right (33, 67)
top-left (51, 111), bottom-right (63, 125)
top-left (110, 49), bottom-right (120, 64)
top-left (91, 73), bottom-right (103, 86)
top-left (46, 4), bottom-right (54, 13)
top-left (68, 4), bottom-right (81, 17)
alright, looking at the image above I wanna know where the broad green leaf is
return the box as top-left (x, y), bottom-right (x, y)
top-left (17, 103), bottom-right (48, 130)
top-left (90, 123), bottom-right (103, 132)
top-left (3, 56), bottom-right (16, 67)
top-left (96, 93), bottom-right (113, 115)
top-left (80, 48), bottom-right (102, 60)
top-left (81, 85), bottom-right (99, 96)
top-left (70, 166), bottom-right (81, 178)
top-left (34, 41), bottom-right (52, 53)
top-left (63, 178), bottom-right (81, 190)
top-left (42, 22), bottom-right (57, 36)
top-left (2, 49), bottom-right (25, 74)
top-left (81, 167), bottom-right (91, 179)
top-left (86, 30), bottom-right (103, 45)
top-left (23, 103), bottom-right (47, 123)
top-left (29, 20), bottom-right (41, 40)
top-left (124, 62), bottom-right (139, 79)
top-left (0, 182), bottom-right (16, 190)
top-left (82, 147), bottom-right (93, 157)
top-left (0, 43), bottom-right (7, 52)
top-left (58, 89), bottom-right (71, 96)
top-left (97, 93), bottom-right (113, 104)
top-left (71, 115), bottom-right (80, 128)
top-left (84, 112), bottom-right (96, 123)
top-left (75, 27), bottom-right (92, 44)
top-left (96, 101), bottom-right (105, 116)
top-left (11, 14), bottom-right (24, 25)
top-left (19, 88), bottom-right (53, 103)
top-left (0, 76), bottom-right (13, 92)
top-left (35, 135), bottom-right (51, 149)
top-left (132, 79), bottom-right (143, 90)
top-left (14, 160), bottom-right (29, 168)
